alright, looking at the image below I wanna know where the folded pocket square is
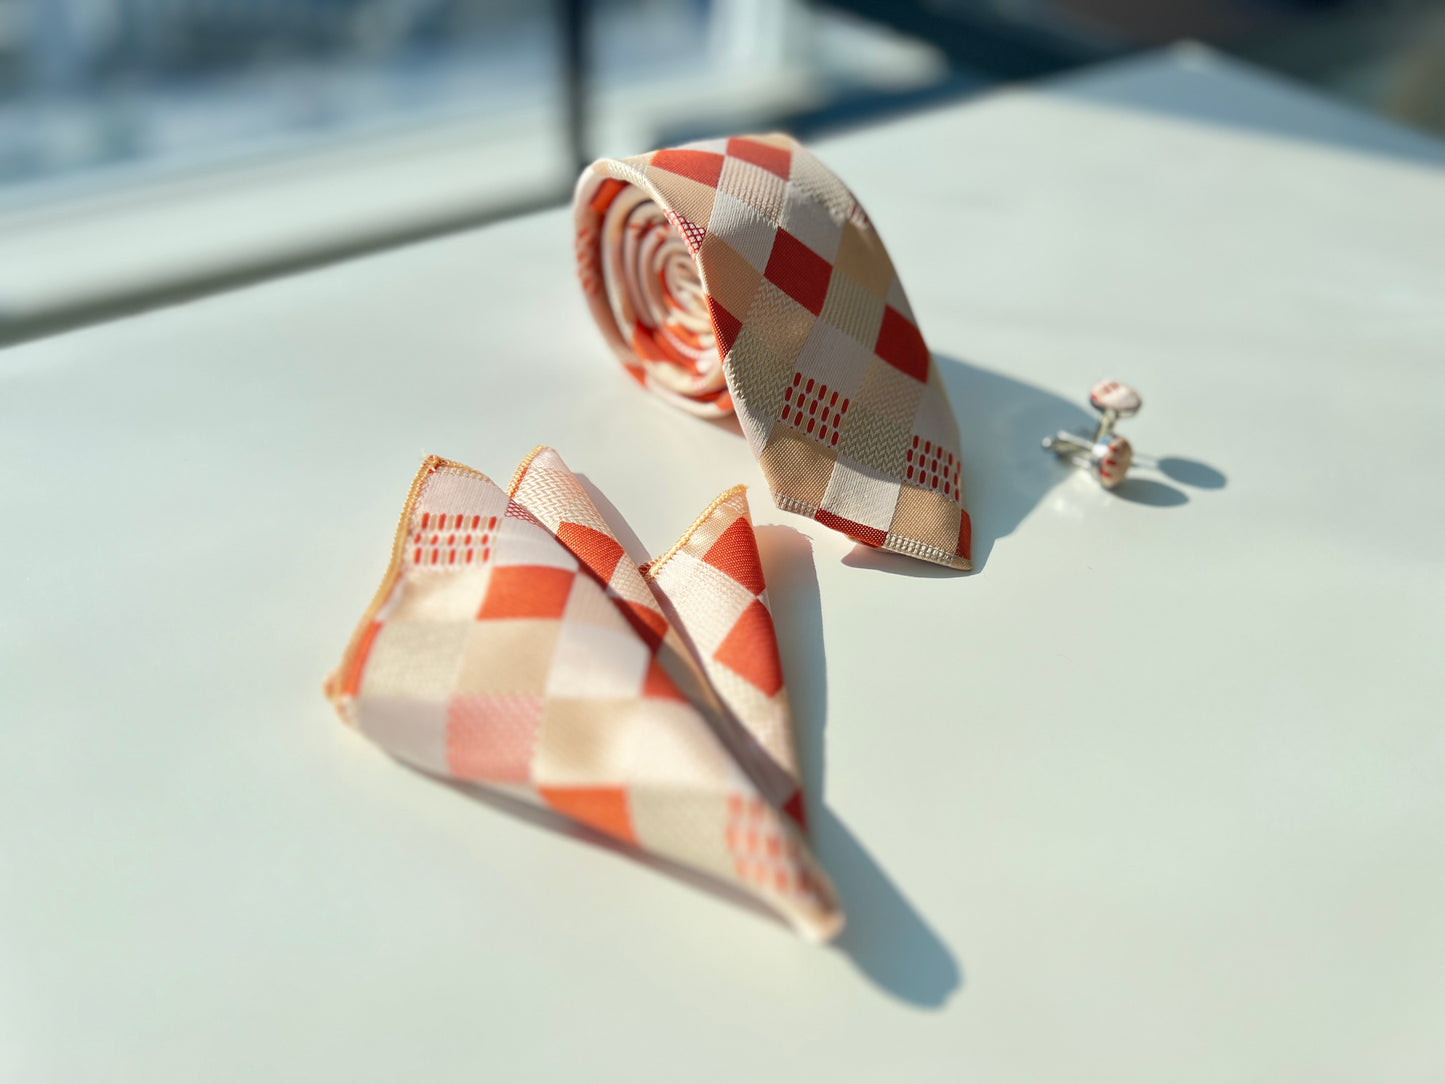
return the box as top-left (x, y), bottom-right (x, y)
top-left (574, 133), bottom-right (972, 570)
top-left (326, 447), bottom-right (844, 941)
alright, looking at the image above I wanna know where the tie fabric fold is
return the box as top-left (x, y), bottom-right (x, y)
top-left (325, 447), bottom-right (843, 941)
top-left (574, 132), bottom-right (972, 570)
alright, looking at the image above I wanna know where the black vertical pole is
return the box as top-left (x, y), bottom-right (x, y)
top-left (560, 0), bottom-right (589, 176)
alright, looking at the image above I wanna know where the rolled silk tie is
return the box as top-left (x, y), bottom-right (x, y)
top-left (325, 447), bottom-right (843, 941)
top-left (574, 133), bottom-right (972, 570)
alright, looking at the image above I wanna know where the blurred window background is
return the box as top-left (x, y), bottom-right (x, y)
top-left (0, 1), bottom-right (958, 203)
top-left (2, 0), bottom-right (1443, 341)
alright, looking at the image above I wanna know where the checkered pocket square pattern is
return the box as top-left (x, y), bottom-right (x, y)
top-left (325, 447), bottom-right (842, 941)
top-left (574, 133), bottom-right (972, 570)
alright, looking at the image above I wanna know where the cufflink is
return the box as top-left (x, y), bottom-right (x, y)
top-left (1043, 380), bottom-right (1142, 490)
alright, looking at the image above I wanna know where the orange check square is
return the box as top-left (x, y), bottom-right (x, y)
top-left (477, 565), bottom-right (575, 619)
top-left (713, 598), bottom-right (785, 697)
top-left (539, 786), bottom-right (637, 845)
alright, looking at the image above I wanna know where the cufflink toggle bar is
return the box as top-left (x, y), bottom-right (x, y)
top-left (1043, 379), bottom-right (1142, 489)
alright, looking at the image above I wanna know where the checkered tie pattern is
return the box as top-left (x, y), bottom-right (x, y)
top-left (574, 133), bottom-right (972, 570)
top-left (325, 447), bottom-right (842, 941)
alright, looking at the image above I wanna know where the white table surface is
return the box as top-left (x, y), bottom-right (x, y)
top-left (3, 46), bottom-right (1443, 1083)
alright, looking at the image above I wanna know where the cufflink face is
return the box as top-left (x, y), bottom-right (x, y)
top-left (1044, 380), bottom-right (1141, 489)
top-left (1093, 434), bottom-right (1133, 489)
top-left (1089, 379), bottom-right (1141, 418)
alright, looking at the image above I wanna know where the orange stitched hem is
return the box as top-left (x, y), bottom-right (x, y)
top-left (323, 454), bottom-right (492, 716)
top-left (640, 484), bottom-right (747, 580)
top-left (506, 445), bottom-right (550, 498)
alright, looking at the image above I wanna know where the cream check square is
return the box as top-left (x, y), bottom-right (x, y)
top-left (627, 790), bottom-right (736, 880)
top-left (857, 355), bottom-right (926, 427)
top-left (792, 319), bottom-right (871, 399)
top-left (456, 620), bottom-right (560, 695)
top-left (788, 145), bottom-right (854, 217)
top-left (647, 551), bottom-right (756, 656)
top-left (707, 666), bottom-right (792, 764)
top-left (835, 402), bottom-right (910, 478)
top-left (718, 156), bottom-right (787, 222)
top-left (740, 279), bottom-right (816, 365)
top-left (819, 268), bottom-right (886, 347)
top-left (388, 568), bottom-right (492, 623)
top-left (545, 620), bottom-right (650, 698)
top-left (562, 569), bottom-right (633, 629)
top-left (491, 518), bottom-right (580, 571)
top-left (778, 182), bottom-right (843, 262)
top-left (353, 696), bottom-right (449, 776)
top-left (705, 189), bottom-right (778, 273)
top-left (820, 458), bottom-right (902, 532)
top-left (613, 699), bottom-right (738, 786)
top-left (360, 621), bottom-right (470, 700)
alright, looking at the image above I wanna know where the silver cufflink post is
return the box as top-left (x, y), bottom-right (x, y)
top-left (1043, 379), bottom-right (1142, 489)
